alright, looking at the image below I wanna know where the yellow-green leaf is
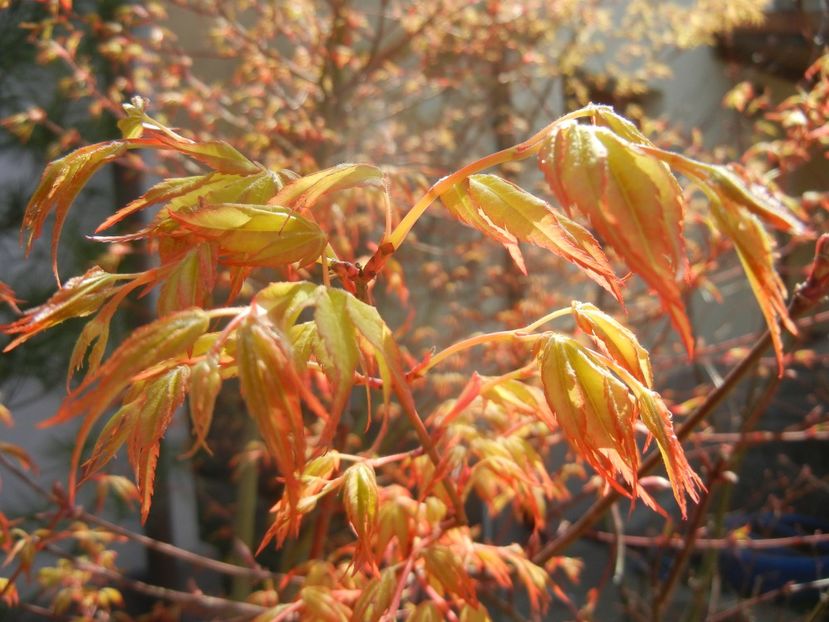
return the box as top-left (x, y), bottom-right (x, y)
top-left (23, 141), bottom-right (128, 277)
top-left (170, 202), bottom-right (326, 268)
top-left (236, 314), bottom-right (305, 508)
top-left (272, 163), bottom-right (383, 210)
top-left (571, 301), bottom-right (653, 387)
top-left (352, 567), bottom-right (397, 622)
top-left (314, 288), bottom-right (359, 438)
top-left (157, 244), bottom-right (217, 315)
top-left (540, 122), bottom-right (692, 352)
top-left (709, 198), bottom-right (795, 371)
top-left (342, 462), bottom-right (379, 566)
top-left (539, 334), bottom-right (646, 505)
top-left (187, 355), bottom-right (222, 455)
top-left (460, 175), bottom-right (623, 301)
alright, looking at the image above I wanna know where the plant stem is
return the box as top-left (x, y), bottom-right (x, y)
top-left (421, 307), bottom-right (570, 374)
top-left (385, 106), bottom-right (606, 250)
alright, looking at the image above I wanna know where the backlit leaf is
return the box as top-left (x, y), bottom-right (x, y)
top-left (441, 183), bottom-right (527, 274)
top-left (314, 288), bottom-right (359, 439)
top-left (451, 175), bottom-right (623, 301)
top-left (2, 267), bottom-right (123, 351)
top-left (540, 122), bottom-right (692, 352)
top-left (141, 127), bottom-right (260, 175)
top-left (352, 567), bottom-right (397, 622)
top-left (157, 244), bottom-right (217, 315)
top-left (539, 334), bottom-right (652, 508)
top-left (23, 141), bottom-right (127, 278)
top-left (128, 365), bottom-right (190, 523)
top-left (236, 313), bottom-right (306, 509)
top-left (47, 308), bottom-right (209, 429)
top-left (271, 163), bottom-right (383, 210)
top-left (709, 198), bottom-right (794, 371)
top-left (187, 355), bottom-right (222, 455)
top-left (301, 586), bottom-right (351, 622)
top-left (169, 202), bottom-right (326, 268)
top-left (571, 301), bottom-right (653, 387)
top-left (342, 462), bottom-right (379, 568)
top-left (423, 544), bottom-right (477, 604)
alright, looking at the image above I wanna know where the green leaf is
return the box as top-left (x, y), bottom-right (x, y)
top-left (342, 462), bottom-right (379, 566)
top-left (540, 122), bottom-right (692, 352)
top-left (466, 174), bottom-right (623, 302)
top-left (571, 301), bottom-right (654, 387)
top-left (236, 314), bottom-right (305, 508)
top-left (314, 288), bottom-right (359, 436)
top-left (272, 163), bottom-right (383, 210)
top-left (169, 203), bottom-right (327, 268)
top-left (23, 142), bottom-right (128, 278)
top-left (157, 244), bottom-right (217, 315)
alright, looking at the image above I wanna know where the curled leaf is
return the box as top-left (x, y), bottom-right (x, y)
top-left (342, 462), bottom-right (379, 569)
top-left (571, 301), bottom-right (653, 387)
top-left (539, 333), bottom-right (703, 516)
top-left (271, 163), bottom-right (383, 210)
top-left (2, 267), bottom-right (123, 351)
top-left (23, 141), bottom-right (128, 278)
top-left (169, 202), bottom-right (327, 268)
top-left (540, 122), bottom-right (692, 352)
top-left (445, 174), bottom-right (623, 301)
top-left (708, 198), bottom-right (795, 372)
top-left (539, 334), bottom-right (648, 506)
top-left (186, 355), bottom-right (222, 455)
top-left (236, 313), bottom-right (306, 510)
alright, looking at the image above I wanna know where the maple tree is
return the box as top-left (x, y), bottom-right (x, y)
top-left (1, 1), bottom-right (829, 621)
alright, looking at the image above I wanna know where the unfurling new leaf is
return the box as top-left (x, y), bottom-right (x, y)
top-left (539, 333), bottom-right (702, 516)
top-left (343, 462), bottom-right (379, 568)
top-left (540, 121), bottom-right (692, 352)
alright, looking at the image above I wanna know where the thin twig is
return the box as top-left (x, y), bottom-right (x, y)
top-left (706, 576), bottom-right (829, 622)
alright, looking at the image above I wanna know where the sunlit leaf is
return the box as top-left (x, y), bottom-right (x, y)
top-left (448, 175), bottom-right (624, 301)
top-left (23, 141), bottom-right (128, 278)
top-left (187, 354), bottom-right (222, 455)
top-left (352, 567), bottom-right (397, 622)
top-left (260, 453), bottom-right (343, 551)
top-left (236, 313), bottom-right (305, 510)
top-left (571, 301), bottom-right (653, 387)
top-left (271, 163), bottom-right (383, 210)
top-left (129, 365), bottom-right (190, 522)
top-left (423, 544), bottom-right (477, 604)
top-left (709, 198), bottom-right (795, 371)
top-left (539, 334), bottom-right (652, 508)
top-left (2, 267), bottom-right (124, 351)
top-left (169, 202), bottom-right (326, 268)
top-left (407, 602), bottom-right (443, 622)
top-left (441, 183), bottom-right (527, 274)
top-left (540, 122), bottom-right (692, 352)
top-left (157, 243), bottom-right (217, 315)
top-left (141, 127), bottom-right (261, 175)
top-left (342, 462), bottom-right (379, 568)
top-left (314, 288), bottom-right (359, 438)
top-left (300, 586), bottom-right (351, 622)
top-left (45, 304), bottom-right (209, 478)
